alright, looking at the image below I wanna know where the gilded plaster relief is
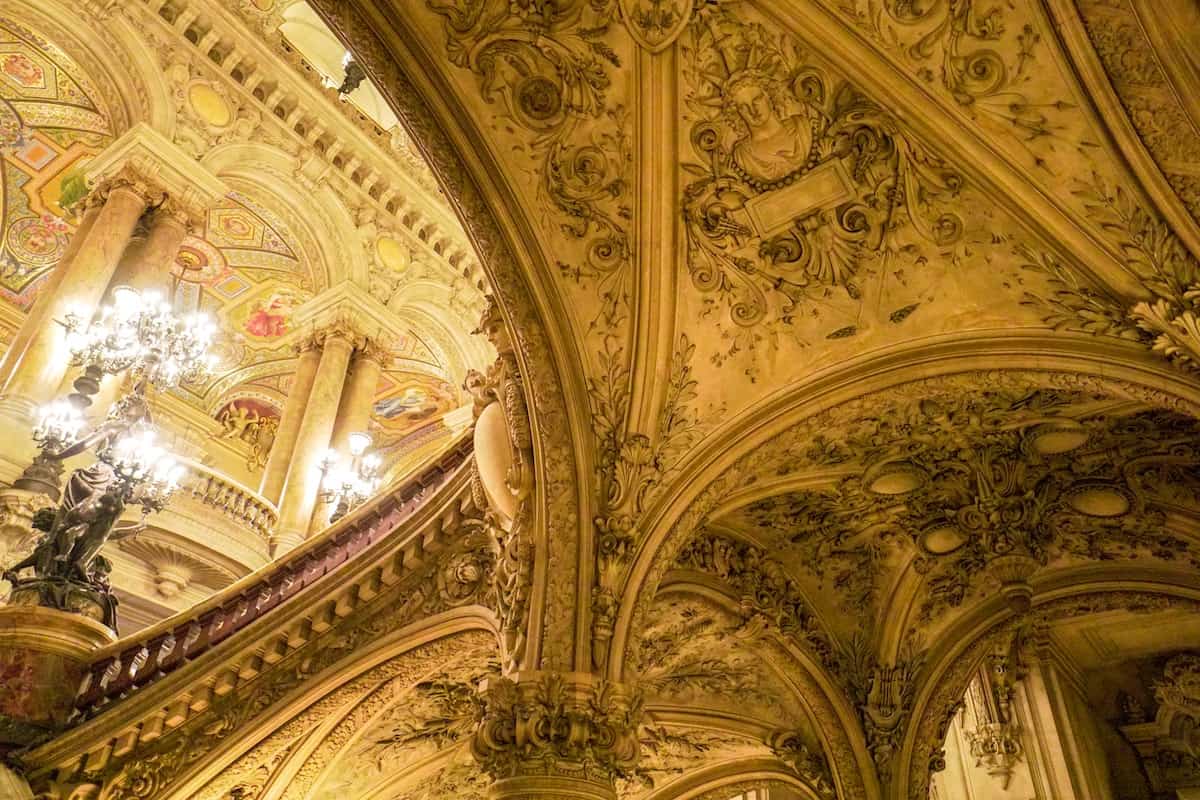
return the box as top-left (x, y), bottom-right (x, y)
top-left (675, 3), bottom-right (1048, 395)
top-left (86, 524), bottom-right (501, 800)
top-left (626, 595), bottom-right (837, 797)
top-left (417, 0), bottom-right (637, 339)
top-left (716, 384), bottom-right (1200, 645)
top-left (829, 0), bottom-right (1134, 237)
top-left (1019, 177), bottom-right (1200, 375)
top-left (1072, 0), bottom-right (1200, 225)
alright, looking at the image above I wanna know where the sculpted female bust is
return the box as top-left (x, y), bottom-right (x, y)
top-left (727, 71), bottom-right (815, 185)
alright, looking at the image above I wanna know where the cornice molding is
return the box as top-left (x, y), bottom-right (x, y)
top-left (84, 123), bottom-right (229, 209)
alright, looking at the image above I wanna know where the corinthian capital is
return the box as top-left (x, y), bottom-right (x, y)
top-left (154, 192), bottom-right (209, 234)
top-left (471, 672), bottom-right (641, 785)
top-left (93, 163), bottom-right (167, 207)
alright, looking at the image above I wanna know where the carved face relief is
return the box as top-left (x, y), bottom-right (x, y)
top-left (727, 74), bottom-right (815, 184)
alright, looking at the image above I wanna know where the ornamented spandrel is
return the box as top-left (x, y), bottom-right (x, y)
top-left (680, 5), bottom-right (965, 334)
top-left (422, 0), bottom-right (634, 330)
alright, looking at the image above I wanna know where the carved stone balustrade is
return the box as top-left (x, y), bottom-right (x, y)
top-left (176, 458), bottom-right (278, 541)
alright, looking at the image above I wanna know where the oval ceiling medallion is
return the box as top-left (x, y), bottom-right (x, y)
top-left (864, 461), bottom-right (927, 495)
top-left (1025, 419), bottom-right (1089, 455)
top-left (920, 522), bottom-right (967, 555)
top-left (188, 84), bottom-right (231, 128)
top-left (1065, 482), bottom-right (1132, 518)
top-left (376, 237), bottom-right (408, 271)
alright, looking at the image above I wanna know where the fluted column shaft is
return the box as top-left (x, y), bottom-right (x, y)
top-left (260, 340), bottom-right (322, 505)
top-left (0, 180), bottom-right (151, 408)
top-left (272, 330), bottom-right (354, 554)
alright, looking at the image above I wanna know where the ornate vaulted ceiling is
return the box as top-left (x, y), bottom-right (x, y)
top-left (0, 2), bottom-right (490, 488)
top-left (291, 0), bottom-right (1200, 795)
top-left (9, 0), bottom-right (1200, 798)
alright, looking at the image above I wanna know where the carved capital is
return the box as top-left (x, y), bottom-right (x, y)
top-left (353, 335), bottom-right (391, 365)
top-left (93, 163), bottom-right (167, 208)
top-left (471, 672), bottom-right (642, 786)
top-left (153, 193), bottom-right (208, 235)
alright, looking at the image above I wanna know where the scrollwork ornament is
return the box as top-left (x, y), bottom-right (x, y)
top-left (680, 5), bottom-right (964, 339)
top-left (1155, 653), bottom-right (1200, 717)
top-left (470, 673), bottom-right (642, 785)
top-left (767, 730), bottom-right (836, 798)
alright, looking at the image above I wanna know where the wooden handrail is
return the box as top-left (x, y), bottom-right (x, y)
top-left (74, 432), bottom-right (474, 712)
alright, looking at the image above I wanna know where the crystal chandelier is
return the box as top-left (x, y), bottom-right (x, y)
top-left (318, 432), bottom-right (383, 522)
top-left (98, 424), bottom-right (186, 512)
top-left (62, 286), bottom-right (218, 393)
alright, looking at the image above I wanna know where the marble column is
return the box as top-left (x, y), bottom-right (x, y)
top-left (0, 202), bottom-right (101, 418)
top-left (308, 340), bottom-right (386, 534)
top-left (271, 326), bottom-right (354, 555)
top-left (260, 337), bottom-right (322, 505)
top-left (0, 173), bottom-right (155, 412)
top-left (329, 340), bottom-right (386, 451)
top-left (108, 198), bottom-right (193, 293)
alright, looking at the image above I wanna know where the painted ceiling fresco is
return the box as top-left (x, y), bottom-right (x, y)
top-left (0, 17), bottom-right (112, 309)
top-left (0, 16), bottom-right (468, 485)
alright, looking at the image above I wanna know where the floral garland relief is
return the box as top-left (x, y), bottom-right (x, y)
top-left (679, 5), bottom-right (969, 378)
top-left (424, 0), bottom-right (635, 334)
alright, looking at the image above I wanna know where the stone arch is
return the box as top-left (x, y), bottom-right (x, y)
top-left (638, 582), bottom-right (877, 800)
top-left (309, 0), bottom-right (596, 671)
top-left (7, 0), bottom-right (172, 136)
top-left (609, 330), bottom-right (1200, 685)
top-left (200, 142), bottom-right (361, 294)
top-left (896, 570), bottom-right (1200, 800)
top-left (640, 761), bottom-right (824, 800)
top-left (160, 610), bottom-right (501, 800)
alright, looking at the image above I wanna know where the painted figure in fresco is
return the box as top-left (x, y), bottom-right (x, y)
top-left (374, 387), bottom-right (438, 420)
top-left (243, 290), bottom-right (296, 338)
top-left (726, 71), bottom-right (814, 184)
top-left (216, 399), bottom-right (280, 469)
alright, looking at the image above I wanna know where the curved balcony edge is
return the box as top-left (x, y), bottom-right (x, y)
top-left (70, 431), bottom-right (474, 715)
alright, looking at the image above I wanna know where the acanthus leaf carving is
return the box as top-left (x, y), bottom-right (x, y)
top-left (470, 672), bottom-right (642, 785)
top-left (1022, 177), bottom-right (1200, 376)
